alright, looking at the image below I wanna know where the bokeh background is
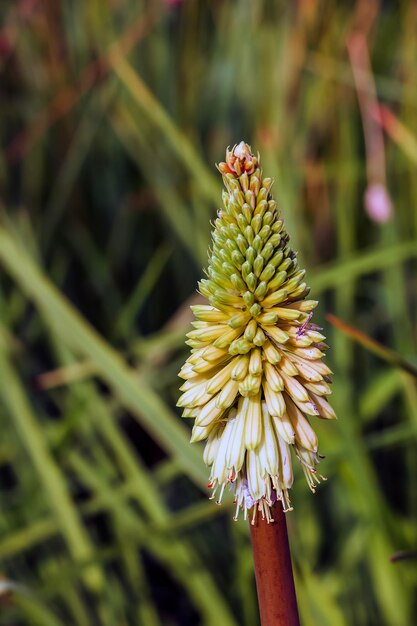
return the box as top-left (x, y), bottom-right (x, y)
top-left (0, 0), bottom-right (416, 624)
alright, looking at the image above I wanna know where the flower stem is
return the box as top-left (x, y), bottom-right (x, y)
top-left (250, 504), bottom-right (300, 626)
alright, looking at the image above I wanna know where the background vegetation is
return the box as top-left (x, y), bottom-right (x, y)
top-left (0, 0), bottom-right (416, 624)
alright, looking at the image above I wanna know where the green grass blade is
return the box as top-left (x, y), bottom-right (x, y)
top-left (0, 337), bottom-right (102, 591)
top-left (0, 227), bottom-right (206, 488)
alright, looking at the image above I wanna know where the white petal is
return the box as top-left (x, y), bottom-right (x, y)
top-left (195, 395), bottom-right (225, 427)
top-left (259, 403), bottom-right (279, 476)
top-left (211, 418), bottom-right (237, 483)
top-left (263, 380), bottom-right (285, 417)
top-left (271, 414), bottom-right (295, 445)
top-left (244, 392), bottom-right (263, 450)
top-left (308, 391), bottom-right (337, 420)
top-left (276, 435), bottom-right (294, 489)
top-left (226, 399), bottom-right (247, 472)
top-left (286, 396), bottom-right (318, 452)
top-left (247, 450), bottom-right (266, 501)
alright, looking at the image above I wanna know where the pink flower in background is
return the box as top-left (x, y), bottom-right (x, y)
top-left (364, 183), bottom-right (393, 223)
top-left (348, 34), bottom-right (394, 226)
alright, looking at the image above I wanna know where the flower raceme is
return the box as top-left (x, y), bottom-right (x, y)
top-left (178, 142), bottom-right (336, 523)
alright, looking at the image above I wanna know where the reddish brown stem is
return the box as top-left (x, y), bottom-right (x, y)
top-left (250, 503), bottom-right (300, 626)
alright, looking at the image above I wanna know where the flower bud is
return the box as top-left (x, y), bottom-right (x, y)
top-left (179, 142), bottom-right (336, 520)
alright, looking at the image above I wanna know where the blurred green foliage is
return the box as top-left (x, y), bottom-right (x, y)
top-left (0, 0), bottom-right (416, 624)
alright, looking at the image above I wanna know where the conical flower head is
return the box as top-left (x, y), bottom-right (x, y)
top-left (178, 142), bottom-right (336, 523)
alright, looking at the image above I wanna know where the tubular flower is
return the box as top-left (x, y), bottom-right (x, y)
top-left (178, 142), bottom-right (336, 523)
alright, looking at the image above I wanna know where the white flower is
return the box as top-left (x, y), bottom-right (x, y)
top-left (178, 143), bottom-right (336, 522)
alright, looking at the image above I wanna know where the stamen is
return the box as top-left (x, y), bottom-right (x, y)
top-left (281, 489), bottom-right (293, 512)
top-left (209, 482), bottom-right (219, 500)
top-left (301, 465), bottom-right (317, 492)
top-left (216, 482), bottom-right (226, 505)
top-left (233, 501), bottom-right (240, 521)
top-left (297, 312), bottom-right (313, 337)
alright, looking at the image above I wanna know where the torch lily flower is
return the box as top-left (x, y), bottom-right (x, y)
top-left (178, 142), bottom-right (336, 523)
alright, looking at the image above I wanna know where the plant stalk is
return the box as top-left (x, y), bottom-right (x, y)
top-left (250, 503), bottom-right (300, 626)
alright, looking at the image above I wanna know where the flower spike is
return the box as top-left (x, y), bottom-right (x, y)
top-left (178, 142), bottom-right (336, 522)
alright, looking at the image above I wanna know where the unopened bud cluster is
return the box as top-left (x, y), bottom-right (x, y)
top-left (178, 142), bottom-right (336, 523)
